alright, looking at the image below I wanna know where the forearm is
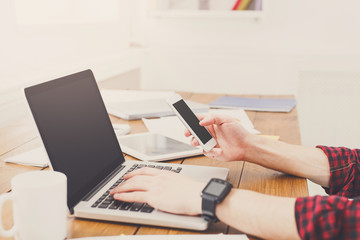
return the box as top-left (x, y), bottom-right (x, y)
top-left (216, 189), bottom-right (299, 240)
top-left (244, 135), bottom-right (330, 187)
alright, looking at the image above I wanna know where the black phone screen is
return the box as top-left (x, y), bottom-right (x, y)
top-left (173, 99), bottom-right (212, 144)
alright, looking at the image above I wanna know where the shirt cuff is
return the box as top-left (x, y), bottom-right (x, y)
top-left (316, 146), bottom-right (357, 197)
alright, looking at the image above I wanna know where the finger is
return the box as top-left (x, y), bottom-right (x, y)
top-left (184, 128), bottom-right (191, 137)
top-left (113, 192), bottom-right (149, 204)
top-left (196, 114), bottom-right (206, 121)
top-left (199, 114), bottom-right (229, 127)
top-left (124, 167), bottom-right (163, 179)
top-left (191, 137), bottom-right (200, 146)
top-left (111, 175), bottom-right (151, 194)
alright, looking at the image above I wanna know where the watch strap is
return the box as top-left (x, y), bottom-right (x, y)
top-left (201, 194), bottom-right (218, 222)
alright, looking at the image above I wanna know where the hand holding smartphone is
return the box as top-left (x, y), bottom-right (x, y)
top-left (167, 94), bottom-right (216, 152)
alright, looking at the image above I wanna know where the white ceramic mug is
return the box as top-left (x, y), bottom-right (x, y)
top-left (0, 171), bottom-right (67, 240)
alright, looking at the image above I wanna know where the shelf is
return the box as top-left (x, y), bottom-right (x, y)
top-left (151, 10), bottom-right (264, 20)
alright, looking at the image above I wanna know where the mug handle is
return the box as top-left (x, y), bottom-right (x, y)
top-left (0, 192), bottom-right (16, 237)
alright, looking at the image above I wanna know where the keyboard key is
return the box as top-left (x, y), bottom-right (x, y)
top-left (140, 204), bottom-right (154, 213)
top-left (109, 200), bottom-right (122, 210)
top-left (106, 196), bottom-right (114, 201)
top-left (163, 166), bottom-right (172, 171)
top-left (119, 202), bottom-right (133, 210)
top-left (116, 179), bottom-right (124, 184)
top-left (155, 166), bottom-right (163, 170)
top-left (148, 165), bottom-right (155, 168)
top-left (91, 203), bottom-right (99, 208)
top-left (130, 203), bottom-right (144, 212)
top-left (102, 200), bottom-right (113, 205)
top-left (98, 203), bottom-right (110, 208)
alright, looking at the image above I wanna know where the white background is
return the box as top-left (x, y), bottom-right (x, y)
top-left (1, 0), bottom-right (359, 148)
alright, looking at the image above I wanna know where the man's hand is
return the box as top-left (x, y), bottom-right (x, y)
top-left (110, 168), bottom-right (205, 215)
top-left (185, 114), bottom-right (254, 162)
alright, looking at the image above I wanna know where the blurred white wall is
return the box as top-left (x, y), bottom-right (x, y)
top-left (139, 0), bottom-right (360, 148)
top-left (0, 0), bottom-right (132, 92)
top-left (0, 0), bottom-right (142, 128)
top-left (141, 0), bottom-right (360, 95)
top-left (298, 70), bottom-right (360, 148)
top-left (1, 0), bottom-right (359, 148)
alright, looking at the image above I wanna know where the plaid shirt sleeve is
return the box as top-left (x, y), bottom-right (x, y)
top-left (295, 146), bottom-right (360, 239)
top-left (317, 146), bottom-right (360, 197)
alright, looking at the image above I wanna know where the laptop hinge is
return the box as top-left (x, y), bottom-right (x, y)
top-left (82, 164), bottom-right (125, 202)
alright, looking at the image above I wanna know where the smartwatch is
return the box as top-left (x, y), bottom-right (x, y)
top-left (201, 178), bottom-right (233, 222)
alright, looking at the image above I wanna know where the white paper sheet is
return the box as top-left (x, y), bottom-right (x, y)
top-left (4, 147), bottom-right (49, 167)
top-left (70, 234), bottom-right (249, 240)
top-left (143, 116), bottom-right (190, 144)
top-left (113, 124), bottom-right (131, 136)
top-left (208, 109), bottom-right (258, 133)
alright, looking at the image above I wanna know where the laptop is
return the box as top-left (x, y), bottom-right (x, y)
top-left (24, 69), bottom-right (228, 231)
top-left (106, 99), bottom-right (209, 120)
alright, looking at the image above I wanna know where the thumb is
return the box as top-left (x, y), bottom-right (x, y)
top-left (199, 114), bottom-right (227, 127)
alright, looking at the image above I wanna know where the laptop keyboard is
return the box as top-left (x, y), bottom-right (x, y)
top-left (91, 163), bottom-right (182, 213)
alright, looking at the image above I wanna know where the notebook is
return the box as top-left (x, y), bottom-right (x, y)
top-left (24, 69), bottom-right (229, 231)
top-left (209, 96), bottom-right (296, 113)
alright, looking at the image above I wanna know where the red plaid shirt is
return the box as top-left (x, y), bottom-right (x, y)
top-left (295, 146), bottom-right (360, 239)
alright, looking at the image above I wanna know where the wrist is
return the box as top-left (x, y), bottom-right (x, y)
top-left (243, 134), bottom-right (264, 164)
top-left (201, 178), bottom-right (233, 222)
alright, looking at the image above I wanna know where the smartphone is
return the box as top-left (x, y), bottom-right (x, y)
top-left (167, 94), bottom-right (217, 152)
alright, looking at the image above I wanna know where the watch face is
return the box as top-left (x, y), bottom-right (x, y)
top-left (203, 181), bottom-right (227, 197)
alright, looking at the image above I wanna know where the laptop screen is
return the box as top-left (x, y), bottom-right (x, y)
top-left (25, 70), bottom-right (125, 211)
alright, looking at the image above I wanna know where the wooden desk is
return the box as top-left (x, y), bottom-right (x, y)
top-left (0, 93), bottom-right (308, 240)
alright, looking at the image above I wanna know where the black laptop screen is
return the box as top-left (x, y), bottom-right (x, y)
top-left (25, 70), bottom-right (125, 211)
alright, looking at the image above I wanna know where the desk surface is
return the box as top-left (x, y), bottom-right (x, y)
top-left (0, 92), bottom-right (308, 240)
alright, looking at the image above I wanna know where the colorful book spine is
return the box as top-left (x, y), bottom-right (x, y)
top-left (232, 0), bottom-right (252, 10)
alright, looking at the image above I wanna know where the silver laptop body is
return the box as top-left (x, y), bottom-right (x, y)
top-left (24, 69), bottom-right (228, 231)
top-left (75, 160), bottom-right (228, 230)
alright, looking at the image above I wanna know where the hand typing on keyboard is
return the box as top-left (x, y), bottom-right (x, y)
top-left (110, 167), bottom-right (206, 216)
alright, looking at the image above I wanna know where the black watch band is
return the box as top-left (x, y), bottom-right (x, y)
top-left (201, 178), bottom-right (233, 222)
top-left (202, 194), bottom-right (218, 222)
